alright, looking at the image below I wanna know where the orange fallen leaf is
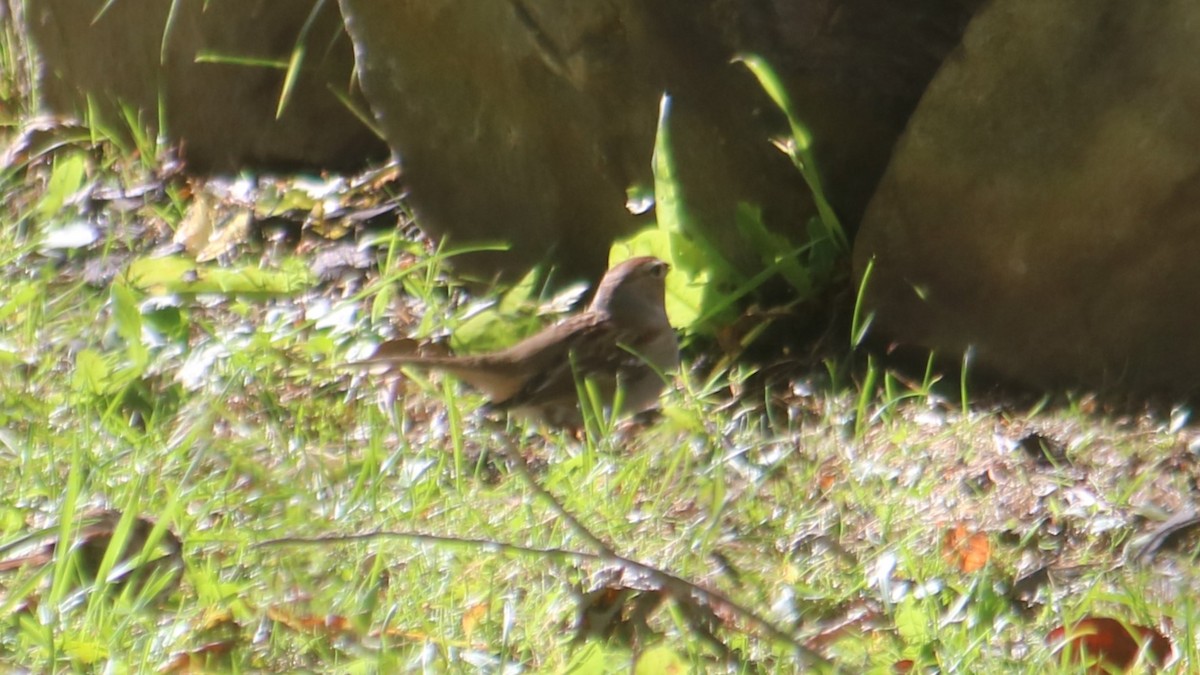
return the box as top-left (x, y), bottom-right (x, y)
top-left (942, 523), bottom-right (991, 573)
top-left (266, 606), bottom-right (352, 637)
top-left (462, 602), bottom-right (488, 640)
top-left (817, 460), bottom-right (841, 492)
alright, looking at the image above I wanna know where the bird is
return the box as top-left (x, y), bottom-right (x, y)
top-left (352, 256), bottom-right (679, 427)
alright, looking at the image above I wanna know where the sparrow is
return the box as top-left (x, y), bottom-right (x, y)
top-left (353, 256), bottom-right (679, 427)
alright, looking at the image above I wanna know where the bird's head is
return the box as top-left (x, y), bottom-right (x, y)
top-left (589, 256), bottom-right (671, 323)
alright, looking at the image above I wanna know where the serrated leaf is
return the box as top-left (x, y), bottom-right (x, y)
top-left (110, 282), bottom-right (149, 369)
top-left (0, 283), bottom-right (39, 322)
top-left (894, 600), bottom-right (932, 645)
top-left (74, 349), bottom-right (112, 395)
top-left (735, 202), bottom-right (812, 296)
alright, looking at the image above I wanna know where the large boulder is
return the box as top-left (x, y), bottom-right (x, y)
top-left (854, 0), bottom-right (1200, 397)
top-left (22, 0), bottom-right (387, 173)
top-left (338, 0), bottom-right (981, 279)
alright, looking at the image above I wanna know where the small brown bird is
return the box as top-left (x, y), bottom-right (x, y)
top-left (354, 256), bottom-right (679, 427)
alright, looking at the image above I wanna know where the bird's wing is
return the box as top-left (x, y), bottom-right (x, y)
top-left (350, 314), bottom-right (611, 403)
top-left (492, 318), bottom-right (660, 413)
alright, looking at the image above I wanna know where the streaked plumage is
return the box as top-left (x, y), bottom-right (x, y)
top-left (354, 256), bottom-right (678, 427)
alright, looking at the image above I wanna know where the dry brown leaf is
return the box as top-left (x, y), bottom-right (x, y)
top-left (461, 602), bottom-right (488, 641)
top-left (1047, 616), bottom-right (1173, 672)
top-left (173, 190), bottom-right (216, 256)
top-left (157, 640), bottom-right (235, 674)
top-left (197, 209), bottom-right (253, 262)
top-left (942, 523), bottom-right (991, 573)
top-left (266, 606), bottom-right (353, 637)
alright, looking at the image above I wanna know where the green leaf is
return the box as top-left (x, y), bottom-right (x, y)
top-left (254, 182), bottom-right (319, 218)
top-left (612, 95), bottom-right (736, 334)
top-left (110, 282), bottom-right (148, 368)
top-left (649, 96), bottom-right (741, 281)
top-left (735, 54), bottom-right (811, 150)
top-left (563, 641), bottom-right (616, 674)
top-left (276, 0), bottom-right (327, 119)
top-left (651, 96), bottom-right (686, 240)
top-left (851, 257), bottom-right (876, 348)
top-left (635, 644), bottom-right (690, 674)
top-left (125, 255), bottom-right (315, 295)
top-left (0, 283), bottom-right (39, 323)
top-left (497, 265), bottom-right (540, 314)
top-left (73, 349), bottom-right (112, 395)
top-left (451, 310), bottom-right (543, 354)
top-left (143, 305), bottom-right (187, 343)
top-left (894, 599), bottom-right (932, 646)
top-left (62, 637), bottom-right (108, 665)
top-left (277, 44), bottom-right (305, 119)
top-left (736, 54), bottom-right (849, 254)
top-left (734, 202), bottom-right (812, 296)
top-left (36, 151), bottom-right (87, 220)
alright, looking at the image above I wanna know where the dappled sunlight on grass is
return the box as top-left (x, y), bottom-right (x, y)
top-left (2, 24), bottom-right (1198, 675)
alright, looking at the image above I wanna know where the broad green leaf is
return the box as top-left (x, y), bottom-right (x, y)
top-left (497, 265), bottom-right (540, 314)
top-left (0, 283), bottom-right (39, 322)
top-left (894, 599), bottom-right (933, 645)
top-left (109, 279), bottom-right (142, 343)
top-left (73, 349), bottom-right (112, 395)
top-left (451, 310), bottom-right (543, 354)
top-left (36, 151), bottom-right (87, 220)
top-left (125, 255), bottom-right (315, 295)
top-left (651, 96), bottom-right (686, 240)
top-left (563, 641), bottom-right (613, 674)
top-left (110, 282), bottom-right (148, 368)
top-left (735, 202), bottom-right (812, 296)
top-left (635, 644), bottom-right (690, 674)
top-left (612, 95), bottom-right (733, 333)
top-left (62, 638), bottom-right (107, 665)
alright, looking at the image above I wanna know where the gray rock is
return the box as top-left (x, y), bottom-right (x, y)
top-left (339, 0), bottom-right (979, 280)
top-left (854, 0), bottom-right (1200, 396)
top-left (23, 0), bottom-right (386, 173)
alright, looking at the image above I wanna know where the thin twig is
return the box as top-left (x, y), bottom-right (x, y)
top-left (495, 436), bottom-right (832, 668)
top-left (499, 437), bottom-right (616, 556)
top-left (256, 530), bottom-right (603, 564)
top-left (257, 528), bottom-right (834, 670)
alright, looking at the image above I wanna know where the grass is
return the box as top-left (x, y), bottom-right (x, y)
top-left (2, 20), bottom-right (1198, 675)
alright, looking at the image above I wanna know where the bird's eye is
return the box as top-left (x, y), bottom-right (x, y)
top-left (649, 261), bottom-right (669, 278)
